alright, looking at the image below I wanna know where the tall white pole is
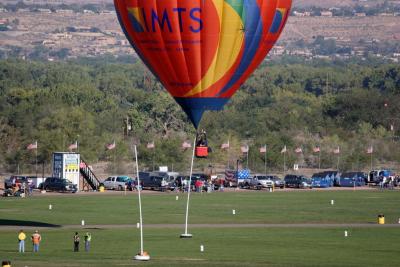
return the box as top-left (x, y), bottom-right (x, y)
top-left (181, 137), bottom-right (196, 238)
top-left (134, 145), bottom-right (144, 255)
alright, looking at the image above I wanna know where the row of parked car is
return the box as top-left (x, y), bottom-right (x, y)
top-left (239, 174), bottom-right (311, 190)
top-left (236, 169), bottom-right (399, 190)
top-left (3, 168), bottom-right (399, 195)
top-left (101, 172), bottom-right (211, 192)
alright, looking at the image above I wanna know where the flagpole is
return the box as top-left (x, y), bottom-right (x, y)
top-left (35, 141), bottom-right (38, 178)
top-left (264, 145), bottom-right (267, 177)
top-left (370, 151), bottom-right (373, 171)
top-left (318, 151), bottom-right (321, 170)
top-left (246, 147), bottom-right (249, 169)
top-left (283, 151), bottom-right (286, 176)
top-left (114, 141), bottom-right (116, 174)
top-left (227, 139), bottom-right (230, 169)
top-left (181, 137), bottom-right (196, 238)
top-left (337, 154), bottom-right (340, 171)
top-left (133, 145), bottom-right (150, 261)
top-left (152, 144), bottom-right (155, 171)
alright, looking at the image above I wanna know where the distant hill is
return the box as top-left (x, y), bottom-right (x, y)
top-left (0, 0), bottom-right (388, 7)
top-left (294, 0), bottom-right (385, 8)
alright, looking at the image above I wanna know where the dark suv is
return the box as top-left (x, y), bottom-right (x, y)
top-left (284, 174), bottom-right (312, 189)
top-left (40, 177), bottom-right (77, 193)
top-left (141, 175), bottom-right (174, 191)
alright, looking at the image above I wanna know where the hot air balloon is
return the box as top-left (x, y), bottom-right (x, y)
top-left (114, 0), bottom-right (292, 130)
top-left (115, 1), bottom-right (292, 243)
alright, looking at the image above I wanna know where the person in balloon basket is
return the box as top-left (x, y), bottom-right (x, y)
top-left (18, 229), bottom-right (26, 253)
top-left (196, 129), bottom-right (207, 147)
top-left (31, 230), bottom-right (41, 252)
top-left (73, 232), bottom-right (80, 252)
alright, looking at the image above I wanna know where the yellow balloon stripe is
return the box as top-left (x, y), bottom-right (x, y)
top-left (127, 7), bottom-right (142, 25)
top-left (184, 0), bottom-right (244, 97)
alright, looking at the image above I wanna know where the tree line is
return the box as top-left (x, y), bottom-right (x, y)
top-left (0, 57), bottom-right (399, 175)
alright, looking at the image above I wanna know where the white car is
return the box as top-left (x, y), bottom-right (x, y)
top-left (250, 175), bottom-right (274, 190)
top-left (102, 176), bottom-right (131, 191)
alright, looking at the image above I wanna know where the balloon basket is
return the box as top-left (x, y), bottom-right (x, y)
top-left (134, 252), bottom-right (150, 261)
top-left (180, 233), bottom-right (193, 238)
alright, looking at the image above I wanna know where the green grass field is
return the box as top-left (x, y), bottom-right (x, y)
top-left (1, 190), bottom-right (400, 266)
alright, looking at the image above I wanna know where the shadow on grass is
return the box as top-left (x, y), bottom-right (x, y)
top-left (0, 219), bottom-right (61, 228)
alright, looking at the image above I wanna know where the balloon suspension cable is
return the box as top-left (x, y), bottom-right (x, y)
top-left (134, 145), bottom-right (144, 255)
top-left (182, 136), bottom-right (196, 237)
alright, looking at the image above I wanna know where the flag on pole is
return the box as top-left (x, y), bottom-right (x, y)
top-left (333, 147), bottom-right (340, 154)
top-left (147, 141), bottom-right (155, 149)
top-left (240, 145), bottom-right (249, 153)
top-left (27, 141), bottom-right (38, 150)
top-left (259, 145), bottom-right (267, 153)
top-left (221, 141), bottom-right (230, 150)
top-left (68, 141), bottom-right (78, 151)
top-left (367, 146), bottom-right (373, 154)
top-left (106, 141), bottom-right (116, 150)
top-left (313, 146), bottom-right (321, 153)
top-left (295, 147), bottom-right (302, 154)
top-left (281, 145), bottom-right (287, 153)
top-left (182, 140), bottom-right (191, 149)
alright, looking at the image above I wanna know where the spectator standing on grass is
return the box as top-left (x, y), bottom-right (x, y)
top-left (84, 232), bottom-right (91, 252)
top-left (195, 179), bottom-right (201, 193)
top-left (73, 232), bottom-right (80, 252)
top-left (31, 230), bottom-right (41, 252)
top-left (18, 229), bottom-right (26, 253)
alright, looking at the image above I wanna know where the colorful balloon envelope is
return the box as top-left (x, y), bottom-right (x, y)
top-left (115, 0), bottom-right (292, 129)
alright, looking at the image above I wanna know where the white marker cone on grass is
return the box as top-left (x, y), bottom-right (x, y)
top-left (176, 195), bottom-right (179, 201)
top-left (331, 200), bottom-right (335, 205)
top-left (137, 222), bottom-right (140, 229)
top-left (81, 220), bottom-right (85, 226)
top-left (232, 209), bottom-right (236, 215)
top-left (49, 204), bottom-right (52, 210)
top-left (200, 245), bottom-right (204, 252)
top-left (344, 231), bottom-right (348, 237)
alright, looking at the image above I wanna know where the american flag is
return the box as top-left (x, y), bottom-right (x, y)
top-left (182, 140), bottom-right (191, 149)
top-left (238, 169), bottom-right (250, 179)
top-left (295, 147), bottom-right (302, 154)
top-left (313, 146), bottom-right (320, 153)
top-left (221, 141), bottom-right (230, 149)
top-left (367, 146), bottom-right (373, 154)
top-left (241, 145), bottom-right (249, 153)
top-left (281, 145), bottom-right (287, 153)
top-left (68, 141), bottom-right (78, 151)
top-left (27, 141), bottom-right (38, 150)
top-left (333, 147), bottom-right (340, 154)
top-left (224, 169), bottom-right (235, 181)
top-left (259, 145), bottom-right (267, 153)
top-left (147, 141), bottom-right (155, 149)
top-left (106, 141), bottom-right (116, 150)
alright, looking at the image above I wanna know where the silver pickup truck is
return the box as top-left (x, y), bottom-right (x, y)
top-left (249, 175), bottom-right (274, 190)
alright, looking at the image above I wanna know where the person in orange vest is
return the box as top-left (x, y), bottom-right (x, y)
top-left (18, 229), bottom-right (26, 253)
top-left (31, 230), bottom-right (41, 252)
